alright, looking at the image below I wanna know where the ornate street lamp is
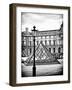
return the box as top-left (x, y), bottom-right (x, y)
top-left (32, 26), bottom-right (38, 76)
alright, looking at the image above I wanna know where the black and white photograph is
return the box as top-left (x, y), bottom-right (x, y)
top-left (9, 4), bottom-right (70, 86)
top-left (21, 12), bottom-right (63, 77)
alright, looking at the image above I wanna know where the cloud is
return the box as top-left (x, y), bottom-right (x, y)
top-left (21, 12), bottom-right (63, 31)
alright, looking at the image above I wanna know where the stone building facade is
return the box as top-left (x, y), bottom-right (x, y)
top-left (22, 23), bottom-right (63, 59)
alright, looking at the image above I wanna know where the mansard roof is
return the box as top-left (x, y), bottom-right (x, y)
top-left (22, 28), bottom-right (63, 37)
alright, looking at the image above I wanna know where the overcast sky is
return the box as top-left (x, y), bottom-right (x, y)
top-left (21, 12), bottom-right (63, 32)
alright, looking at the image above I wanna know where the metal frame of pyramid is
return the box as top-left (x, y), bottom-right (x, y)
top-left (24, 41), bottom-right (60, 66)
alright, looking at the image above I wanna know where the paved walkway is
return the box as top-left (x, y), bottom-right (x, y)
top-left (21, 63), bottom-right (63, 77)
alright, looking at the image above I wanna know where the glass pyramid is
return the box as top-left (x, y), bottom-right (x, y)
top-left (25, 41), bottom-right (60, 65)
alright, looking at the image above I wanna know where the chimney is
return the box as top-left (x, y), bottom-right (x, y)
top-left (25, 27), bottom-right (28, 35)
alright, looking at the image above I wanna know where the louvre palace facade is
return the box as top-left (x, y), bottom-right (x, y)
top-left (22, 23), bottom-right (63, 59)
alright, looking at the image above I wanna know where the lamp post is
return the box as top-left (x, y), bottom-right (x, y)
top-left (32, 26), bottom-right (38, 76)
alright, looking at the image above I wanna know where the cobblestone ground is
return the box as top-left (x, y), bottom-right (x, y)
top-left (21, 61), bottom-right (63, 77)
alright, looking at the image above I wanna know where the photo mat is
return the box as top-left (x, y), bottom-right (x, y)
top-left (16, 6), bottom-right (69, 84)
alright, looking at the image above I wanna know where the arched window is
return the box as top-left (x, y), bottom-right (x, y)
top-left (49, 48), bottom-right (51, 53)
top-left (58, 47), bottom-right (61, 53)
top-left (53, 48), bottom-right (55, 53)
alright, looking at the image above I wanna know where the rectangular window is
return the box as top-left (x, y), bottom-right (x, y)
top-left (51, 40), bottom-right (53, 45)
top-left (24, 36), bottom-right (26, 39)
top-left (30, 48), bottom-right (31, 54)
top-left (24, 41), bottom-right (26, 46)
top-left (58, 47), bottom-right (61, 53)
top-left (57, 40), bottom-right (59, 45)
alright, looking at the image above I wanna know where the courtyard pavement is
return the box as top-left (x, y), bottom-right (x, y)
top-left (21, 60), bottom-right (63, 77)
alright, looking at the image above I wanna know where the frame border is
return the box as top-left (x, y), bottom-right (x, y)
top-left (9, 3), bottom-right (70, 86)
